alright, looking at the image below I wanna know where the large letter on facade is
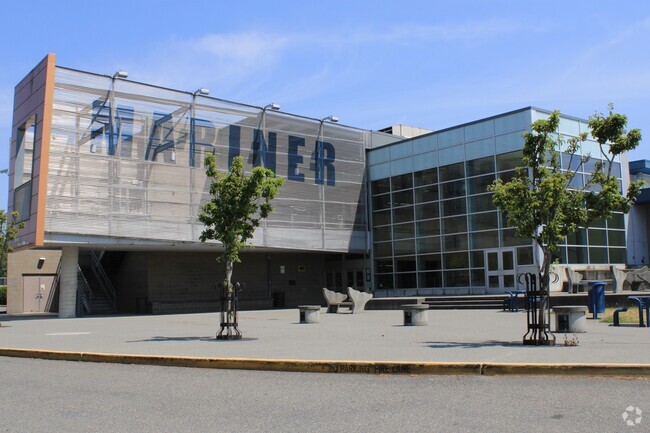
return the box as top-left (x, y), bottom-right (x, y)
top-left (315, 140), bottom-right (336, 186)
top-left (251, 129), bottom-right (277, 172)
top-left (288, 135), bottom-right (305, 182)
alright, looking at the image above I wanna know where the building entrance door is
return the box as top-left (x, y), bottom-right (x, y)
top-left (346, 270), bottom-right (365, 290)
top-left (485, 248), bottom-right (517, 291)
top-left (23, 275), bottom-right (55, 313)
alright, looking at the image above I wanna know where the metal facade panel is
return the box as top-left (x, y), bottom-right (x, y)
top-left (45, 67), bottom-right (369, 253)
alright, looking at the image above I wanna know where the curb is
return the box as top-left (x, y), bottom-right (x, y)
top-left (1, 348), bottom-right (650, 378)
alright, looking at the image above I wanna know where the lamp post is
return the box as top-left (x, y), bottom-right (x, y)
top-left (259, 103), bottom-right (280, 299)
top-left (190, 88), bottom-right (210, 167)
top-left (317, 115), bottom-right (339, 249)
top-left (108, 70), bottom-right (128, 155)
top-left (106, 70), bottom-right (128, 236)
top-left (259, 102), bottom-right (281, 180)
top-left (189, 87), bottom-right (211, 241)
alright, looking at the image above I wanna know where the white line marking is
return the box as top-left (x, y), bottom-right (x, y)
top-left (45, 332), bottom-right (91, 336)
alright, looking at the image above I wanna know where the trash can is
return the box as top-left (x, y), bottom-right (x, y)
top-left (587, 281), bottom-right (606, 318)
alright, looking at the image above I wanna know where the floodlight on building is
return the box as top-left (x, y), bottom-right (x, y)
top-left (112, 70), bottom-right (129, 79)
top-left (320, 115), bottom-right (339, 123)
top-left (193, 88), bottom-right (210, 96)
top-left (264, 103), bottom-right (281, 111)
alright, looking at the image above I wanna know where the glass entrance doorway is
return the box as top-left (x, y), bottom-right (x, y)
top-left (485, 248), bottom-right (517, 291)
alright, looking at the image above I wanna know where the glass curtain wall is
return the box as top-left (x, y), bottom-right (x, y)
top-left (371, 151), bottom-right (534, 292)
top-left (369, 108), bottom-right (628, 294)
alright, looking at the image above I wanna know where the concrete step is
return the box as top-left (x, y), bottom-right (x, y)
top-left (424, 295), bottom-right (509, 310)
top-left (425, 302), bottom-right (505, 310)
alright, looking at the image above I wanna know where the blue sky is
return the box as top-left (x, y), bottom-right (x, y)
top-left (1, 1), bottom-right (649, 209)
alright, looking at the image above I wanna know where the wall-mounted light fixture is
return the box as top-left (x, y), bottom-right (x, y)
top-left (320, 115), bottom-right (339, 123)
top-left (193, 88), bottom-right (210, 96)
top-left (112, 70), bottom-right (129, 79)
top-left (264, 103), bottom-right (281, 111)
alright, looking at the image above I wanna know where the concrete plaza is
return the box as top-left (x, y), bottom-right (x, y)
top-left (1, 308), bottom-right (649, 366)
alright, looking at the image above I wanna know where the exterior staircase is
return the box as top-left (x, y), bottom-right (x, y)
top-left (77, 251), bottom-right (119, 315)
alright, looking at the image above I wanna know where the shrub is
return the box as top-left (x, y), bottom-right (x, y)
top-left (0, 285), bottom-right (6, 305)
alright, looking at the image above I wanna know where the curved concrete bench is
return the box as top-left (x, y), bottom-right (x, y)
top-left (322, 288), bottom-right (351, 313)
top-left (566, 268), bottom-right (583, 293)
top-left (610, 266), bottom-right (626, 293)
top-left (624, 267), bottom-right (650, 291)
top-left (347, 287), bottom-right (373, 314)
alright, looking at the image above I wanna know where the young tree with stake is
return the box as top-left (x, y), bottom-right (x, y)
top-left (199, 154), bottom-right (284, 339)
top-left (489, 105), bottom-right (643, 345)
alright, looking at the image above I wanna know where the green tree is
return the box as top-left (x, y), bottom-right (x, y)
top-left (199, 154), bottom-right (284, 338)
top-left (489, 106), bottom-right (643, 343)
top-left (0, 210), bottom-right (25, 277)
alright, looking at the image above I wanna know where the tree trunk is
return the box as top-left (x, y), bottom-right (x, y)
top-left (225, 259), bottom-right (233, 295)
top-left (539, 250), bottom-right (552, 330)
top-left (225, 259), bottom-right (234, 324)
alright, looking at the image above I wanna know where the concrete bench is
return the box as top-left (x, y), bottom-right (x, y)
top-left (625, 267), bottom-right (650, 291)
top-left (347, 287), bottom-right (373, 314)
top-left (552, 306), bottom-right (588, 333)
top-left (322, 288), bottom-right (352, 313)
top-left (611, 266), bottom-right (627, 293)
top-left (402, 304), bottom-right (429, 326)
top-left (298, 305), bottom-right (321, 323)
top-left (566, 268), bottom-right (583, 293)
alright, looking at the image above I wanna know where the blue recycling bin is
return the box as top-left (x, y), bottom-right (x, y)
top-left (587, 281), bottom-right (606, 319)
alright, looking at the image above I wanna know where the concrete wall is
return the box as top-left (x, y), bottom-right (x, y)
top-left (113, 252), bottom-right (148, 314)
top-left (267, 252), bottom-right (328, 307)
top-left (111, 250), bottom-right (328, 314)
top-left (6, 249), bottom-right (61, 313)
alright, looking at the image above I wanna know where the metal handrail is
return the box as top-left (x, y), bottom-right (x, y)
top-left (44, 259), bottom-right (62, 313)
top-left (76, 265), bottom-right (93, 316)
top-left (89, 251), bottom-right (116, 311)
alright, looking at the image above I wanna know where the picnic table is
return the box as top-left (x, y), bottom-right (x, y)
top-left (504, 290), bottom-right (526, 312)
top-left (613, 296), bottom-right (650, 327)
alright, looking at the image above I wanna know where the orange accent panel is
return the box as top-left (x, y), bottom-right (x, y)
top-left (34, 53), bottom-right (56, 246)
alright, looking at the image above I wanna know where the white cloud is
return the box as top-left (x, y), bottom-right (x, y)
top-left (375, 18), bottom-right (533, 43)
top-left (195, 32), bottom-right (290, 62)
top-left (117, 16), bottom-right (532, 101)
top-left (121, 31), bottom-right (292, 96)
top-left (542, 17), bottom-right (650, 103)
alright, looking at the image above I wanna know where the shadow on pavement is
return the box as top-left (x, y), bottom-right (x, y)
top-left (126, 336), bottom-right (259, 343)
top-left (0, 314), bottom-right (58, 322)
top-left (424, 340), bottom-right (520, 349)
